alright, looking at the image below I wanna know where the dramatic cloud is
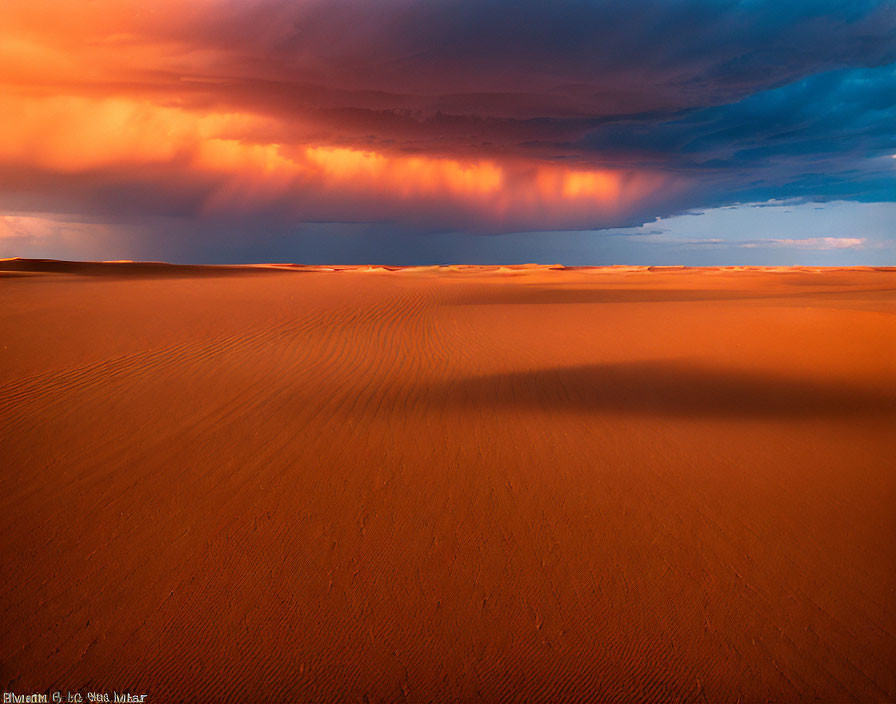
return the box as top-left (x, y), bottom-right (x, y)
top-left (1, 0), bottom-right (894, 261)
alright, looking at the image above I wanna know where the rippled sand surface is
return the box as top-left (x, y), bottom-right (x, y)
top-left (2, 260), bottom-right (894, 702)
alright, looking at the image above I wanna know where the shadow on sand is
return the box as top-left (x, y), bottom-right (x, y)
top-left (451, 287), bottom-right (794, 306)
top-left (437, 360), bottom-right (896, 419)
top-left (450, 284), bottom-right (895, 306)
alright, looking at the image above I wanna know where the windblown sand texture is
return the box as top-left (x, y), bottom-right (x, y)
top-left (2, 259), bottom-right (895, 702)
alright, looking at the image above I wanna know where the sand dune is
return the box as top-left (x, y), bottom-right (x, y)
top-left (1, 260), bottom-right (894, 702)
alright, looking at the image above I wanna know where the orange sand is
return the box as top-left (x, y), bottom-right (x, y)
top-left (1, 259), bottom-right (894, 702)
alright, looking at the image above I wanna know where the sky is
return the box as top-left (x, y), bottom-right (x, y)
top-left (1, 0), bottom-right (894, 265)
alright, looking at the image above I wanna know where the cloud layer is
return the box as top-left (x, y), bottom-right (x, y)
top-left (1, 0), bottom-right (894, 260)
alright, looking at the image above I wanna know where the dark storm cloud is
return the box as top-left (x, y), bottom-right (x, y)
top-left (149, 0), bottom-right (896, 211)
top-left (576, 67), bottom-right (896, 165)
top-left (572, 65), bottom-right (896, 201)
top-left (1, 0), bottom-right (894, 262)
top-left (176, 0), bottom-right (896, 148)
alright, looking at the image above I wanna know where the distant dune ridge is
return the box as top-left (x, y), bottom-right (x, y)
top-left (1, 259), bottom-right (894, 702)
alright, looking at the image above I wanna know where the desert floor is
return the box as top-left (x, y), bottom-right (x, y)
top-left (1, 260), bottom-right (895, 703)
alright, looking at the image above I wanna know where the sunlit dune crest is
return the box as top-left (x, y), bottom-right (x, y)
top-left (5, 259), bottom-right (893, 278)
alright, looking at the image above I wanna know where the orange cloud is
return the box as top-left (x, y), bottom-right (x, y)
top-left (0, 85), bottom-right (672, 226)
top-left (0, 0), bottom-right (681, 232)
